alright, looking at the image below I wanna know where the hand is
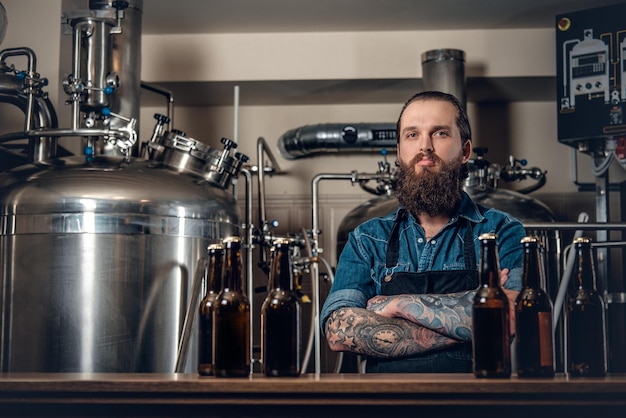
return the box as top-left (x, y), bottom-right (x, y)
top-left (366, 295), bottom-right (397, 318)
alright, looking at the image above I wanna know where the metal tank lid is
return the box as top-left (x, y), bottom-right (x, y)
top-left (0, 156), bottom-right (240, 237)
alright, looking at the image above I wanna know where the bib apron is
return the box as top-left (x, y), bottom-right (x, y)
top-left (365, 210), bottom-right (478, 373)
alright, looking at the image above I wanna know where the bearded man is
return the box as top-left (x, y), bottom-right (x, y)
top-left (321, 91), bottom-right (525, 373)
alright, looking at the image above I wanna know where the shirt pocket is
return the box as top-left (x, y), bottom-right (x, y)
top-left (372, 261), bottom-right (410, 287)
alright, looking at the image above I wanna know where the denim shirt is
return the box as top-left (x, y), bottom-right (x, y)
top-left (320, 192), bottom-right (525, 334)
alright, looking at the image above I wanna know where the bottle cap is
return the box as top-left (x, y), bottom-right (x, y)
top-left (272, 237), bottom-right (291, 246)
top-left (223, 236), bottom-right (241, 244)
top-left (573, 236), bottom-right (592, 244)
top-left (479, 232), bottom-right (497, 241)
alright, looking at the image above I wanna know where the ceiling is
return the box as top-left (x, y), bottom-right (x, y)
top-left (140, 0), bottom-right (625, 34)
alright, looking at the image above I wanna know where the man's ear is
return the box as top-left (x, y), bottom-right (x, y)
top-left (462, 140), bottom-right (472, 163)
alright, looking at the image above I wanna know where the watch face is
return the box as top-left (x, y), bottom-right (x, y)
top-left (371, 327), bottom-right (402, 354)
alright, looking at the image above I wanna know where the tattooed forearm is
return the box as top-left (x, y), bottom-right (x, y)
top-left (324, 307), bottom-right (459, 358)
top-left (366, 291), bottom-right (475, 341)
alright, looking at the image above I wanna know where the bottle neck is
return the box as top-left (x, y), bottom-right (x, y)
top-left (223, 243), bottom-right (243, 292)
top-left (574, 243), bottom-right (596, 291)
top-left (479, 240), bottom-right (500, 287)
top-left (207, 249), bottom-right (223, 293)
top-left (522, 243), bottom-right (542, 289)
top-left (270, 244), bottom-right (294, 291)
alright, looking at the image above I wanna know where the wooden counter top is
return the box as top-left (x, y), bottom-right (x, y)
top-left (1, 373), bottom-right (625, 417)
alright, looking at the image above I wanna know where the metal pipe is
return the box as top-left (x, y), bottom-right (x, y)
top-left (524, 222), bottom-right (626, 230)
top-left (70, 21), bottom-right (85, 131)
top-left (141, 82), bottom-right (174, 130)
top-left (256, 137), bottom-right (282, 229)
top-left (276, 49), bottom-right (466, 160)
top-left (0, 70), bottom-right (58, 164)
top-left (421, 48), bottom-right (466, 108)
top-left (175, 257), bottom-right (207, 372)
top-left (0, 127), bottom-right (132, 144)
top-left (311, 172), bottom-right (359, 375)
top-left (239, 167), bottom-right (255, 371)
top-left (0, 47), bottom-right (38, 132)
top-left (255, 137), bottom-right (284, 272)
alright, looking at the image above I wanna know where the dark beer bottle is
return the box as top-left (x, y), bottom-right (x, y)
top-left (567, 237), bottom-right (607, 377)
top-left (197, 244), bottom-right (223, 376)
top-left (515, 236), bottom-right (555, 377)
top-left (261, 238), bottom-right (302, 377)
top-left (213, 236), bottom-right (251, 377)
top-left (472, 232), bottom-right (511, 378)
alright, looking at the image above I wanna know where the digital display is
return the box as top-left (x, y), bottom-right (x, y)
top-left (576, 54), bottom-right (600, 66)
top-left (372, 129), bottom-right (397, 141)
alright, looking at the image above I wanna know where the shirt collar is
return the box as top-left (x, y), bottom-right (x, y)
top-left (456, 192), bottom-right (485, 224)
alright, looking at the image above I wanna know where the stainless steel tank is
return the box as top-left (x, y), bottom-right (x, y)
top-left (0, 149), bottom-right (242, 373)
top-left (0, 0), bottom-right (249, 374)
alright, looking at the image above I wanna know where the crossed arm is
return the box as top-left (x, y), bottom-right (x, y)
top-left (324, 269), bottom-right (517, 359)
top-left (324, 306), bottom-right (461, 358)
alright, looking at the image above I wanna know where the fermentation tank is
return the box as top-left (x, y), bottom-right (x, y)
top-left (0, 0), bottom-right (248, 373)
top-left (0, 151), bottom-right (242, 372)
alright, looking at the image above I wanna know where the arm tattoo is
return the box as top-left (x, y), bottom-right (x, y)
top-left (393, 291), bottom-right (475, 341)
top-left (324, 307), bottom-right (459, 358)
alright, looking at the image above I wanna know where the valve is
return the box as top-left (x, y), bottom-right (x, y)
top-left (499, 153), bottom-right (547, 193)
top-left (509, 155), bottom-right (528, 168)
top-left (100, 107), bottom-right (137, 152)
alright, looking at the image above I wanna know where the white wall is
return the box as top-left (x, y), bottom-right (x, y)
top-left (138, 28), bottom-right (595, 198)
top-left (2, 0), bottom-right (621, 232)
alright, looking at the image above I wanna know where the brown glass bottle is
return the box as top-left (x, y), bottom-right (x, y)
top-left (472, 232), bottom-right (511, 378)
top-left (213, 236), bottom-right (251, 377)
top-left (567, 237), bottom-right (607, 377)
top-left (515, 236), bottom-right (555, 377)
top-left (261, 239), bottom-right (302, 377)
top-left (197, 244), bottom-right (223, 376)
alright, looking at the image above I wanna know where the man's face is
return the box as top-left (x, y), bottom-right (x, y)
top-left (397, 99), bottom-right (470, 171)
top-left (395, 99), bottom-right (471, 217)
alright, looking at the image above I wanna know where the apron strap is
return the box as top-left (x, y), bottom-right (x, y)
top-left (385, 210), bottom-right (476, 270)
top-left (462, 218), bottom-right (476, 270)
top-left (385, 209), bottom-right (406, 268)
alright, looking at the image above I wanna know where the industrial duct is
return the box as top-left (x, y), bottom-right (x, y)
top-left (276, 48), bottom-right (466, 159)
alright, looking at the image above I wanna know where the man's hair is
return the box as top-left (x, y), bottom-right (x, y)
top-left (395, 91), bottom-right (471, 143)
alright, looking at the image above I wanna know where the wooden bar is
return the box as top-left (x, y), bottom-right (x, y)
top-left (1, 373), bottom-right (626, 417)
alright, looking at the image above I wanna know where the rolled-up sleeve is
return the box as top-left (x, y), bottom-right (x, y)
top-left (320, 288), bottom-right (368, 337)
top-left (320, 228), bottom-right (378, 336)
top-left (494, 213), bottom-right (525, 291)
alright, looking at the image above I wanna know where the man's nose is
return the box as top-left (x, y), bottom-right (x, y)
top-left (418, 136), bottom-right (434, 153)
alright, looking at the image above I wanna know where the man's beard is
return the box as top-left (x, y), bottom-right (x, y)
top-left (396, 152), bottom-right (467, 218)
